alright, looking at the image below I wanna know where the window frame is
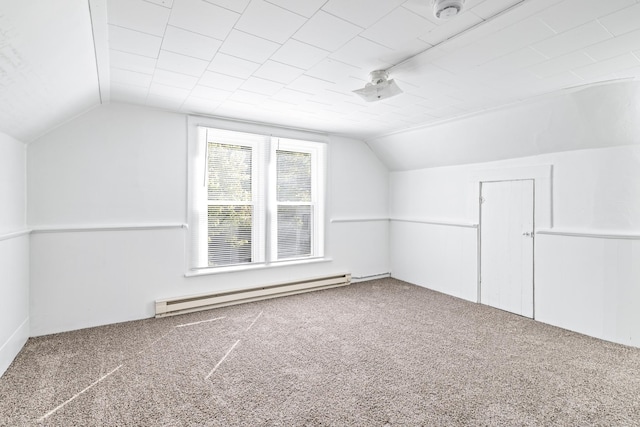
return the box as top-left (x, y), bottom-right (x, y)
top-left (270, 138), bottom-right (325, 263)
top-left (186, 116), bottom-right (328, 276)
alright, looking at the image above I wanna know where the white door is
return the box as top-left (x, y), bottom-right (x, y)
top-left (480, 180), bottom-right (534, 318)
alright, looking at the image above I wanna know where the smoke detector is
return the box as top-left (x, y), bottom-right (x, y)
top-left (352, 70), bottom-right (403, 102)
top-left (433, 0), bottom-right (465, 20)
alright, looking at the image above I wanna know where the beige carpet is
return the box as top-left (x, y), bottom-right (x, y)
top-left (1, 278), bottom-right (640, 426)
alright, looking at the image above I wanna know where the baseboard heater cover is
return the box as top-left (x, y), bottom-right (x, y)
top-left (155, 273), bottom-right (351, 318)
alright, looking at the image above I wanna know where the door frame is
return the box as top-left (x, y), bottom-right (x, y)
top-left (478, 178), bottom-right (536, 318)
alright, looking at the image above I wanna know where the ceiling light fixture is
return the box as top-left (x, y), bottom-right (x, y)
top-left (352, 70), bottom-right (403, 102)
top-left (433, 0), bottom-right (466, 20)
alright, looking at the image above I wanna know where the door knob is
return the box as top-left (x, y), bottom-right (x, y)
top-left (522, 231), bottom-right (533, 237)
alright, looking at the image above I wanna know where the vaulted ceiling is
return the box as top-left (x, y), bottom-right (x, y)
top-left (2, 0), bottom-right (640, 143)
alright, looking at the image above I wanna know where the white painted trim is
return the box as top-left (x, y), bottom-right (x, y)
top-left (187, 115), bottom-right (329, 144)
top-left (469, 164), bottom-right (553, 229)
top-left (31, 224), bottom-right (188, 233)
top-left (536, 229), bottom-right (640, 240)
top-left (88, 0), bottom-right (110, 103)
top-left (331, 217), bottom-right (389, 223)
top-left (0, 317), bottom-right (29, 378)
top-left (469, 164), bottom-right (552, 183)
top-left (390, 218), bottom-right (478, 229)
top-left (0, 229), bottom-right (31, 242)
top-left (184, 257), bottom-right (334, 277)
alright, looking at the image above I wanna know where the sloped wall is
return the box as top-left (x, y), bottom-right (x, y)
top-left (369, 81), bottom-right (640, 171)
top-left (0, 132), bottom-right (29, 377)
top-left (385, 81), bottom-right (640, 347)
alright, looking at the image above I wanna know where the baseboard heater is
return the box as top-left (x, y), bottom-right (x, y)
top-left (155, 273), bottom-right (352, 318)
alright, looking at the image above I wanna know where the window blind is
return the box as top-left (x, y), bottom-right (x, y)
top-left (276, 149), bottom-right (312, 260)
top-left (191, 128), bottom-right (268, 269)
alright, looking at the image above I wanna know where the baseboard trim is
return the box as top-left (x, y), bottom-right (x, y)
top-left (0, 317), bottom-right (29, 378)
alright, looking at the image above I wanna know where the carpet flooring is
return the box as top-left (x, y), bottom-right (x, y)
top-left (1, 278), bottom-right (640, 426)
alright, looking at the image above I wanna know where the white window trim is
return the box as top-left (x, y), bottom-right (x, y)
top-left (186, 115), bottom-right (329, 276)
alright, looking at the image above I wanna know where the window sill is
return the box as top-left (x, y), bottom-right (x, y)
top-left (184, 257), bottom-right (333, 277)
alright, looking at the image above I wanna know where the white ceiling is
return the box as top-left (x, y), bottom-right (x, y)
top-left (2, 0), bottom-right (640, 142)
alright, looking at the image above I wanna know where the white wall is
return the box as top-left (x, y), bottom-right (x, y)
top-left (329, 137), bottom-right (389, 279)
top-left (390, 143), bottom-right (640, 347)
top-left (28, 103), bottom-right (389, 336)
top-left (384, 81), bottom-right (640, 347)
top-left (0, 132), bottom-right (29, 377)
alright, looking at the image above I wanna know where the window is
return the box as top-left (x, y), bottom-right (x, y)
top-left (189, 125), bottom-right (326, 271)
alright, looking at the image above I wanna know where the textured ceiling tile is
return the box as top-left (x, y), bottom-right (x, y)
top-left (240, 76), bottom-right (284, 96)
top-left (271, 39), bottom-right (330, 69)
top-left (419, 12), bottom-right (484, 46)
top-left (305, 59), bottom-right (363, 83)
top-left (234, 0), bottom-right (306, 44)
top-left (107, 0), bottom-right (170, 36)
top-left (315, 89), bottom-right (359, 104)
top-left (572, 53), bottom-right (640, 80)
top-left (190, 85), bottom-right (233, 101)
top-left (110, 67), bottom-right (153, 87)
top-left (532, 20), bottom-right (612, 58)
top-left (146, 0), bottom-right (174, 7)
top-left (537, 0), bottom-right (635, 34)
top-left (156, 50), bottom-right (209, 77)
top-left (253, 61), bottom-right (305, 84)
top-left (148, 82), bottom-right (191, 100)
top-left (583, 28), bottom-right (640, 60)
top-left (162, 26), bottom-right (222, 60)
top-left (293, 11), bottom-right (362, 51)
top-left (110, 50), bottom-right (157, 74)
top-left (329, 37), bottom-right (395, 70)
top-left (527, 52), bottom-right (595, 79)
top-left (152, 69), bottom-right (199, 89)
top-left (598, 3), bottom-right (640, 36)
top-left (198, 71), bottom-right (245, 91)
top-left (108, 25), bottom-right (162, 58)
top-left (203, 0), bottom-right (251, 14)
top-left (322, 0), bottom-right (405, 28)
top-left (287, 75), bottom-right (336, 94)
top-left (170, 0), bottom-right (239, 40)
top-left (264, 0), bottom-right (326, 18)
top-left (271, 88), bottom-right (312, 104)
top-left (476, 18), bottom-right (555, 61)
top-left (227, 90), bottom-right (270, 104)
top-left (181, 96), bottom-right (223, 114)
top-left (431, 18), bottom-right (555, 73)
top-left (469, 47), bottom-right (548, 78)
top-left (207, 53), bottom-right (261, 79)
top-left (471, 0), bottom-right (527, 20)
top-left (361, 7), bottom-right (435, 50)
top-left (219, 30), bottom-right (281, 63)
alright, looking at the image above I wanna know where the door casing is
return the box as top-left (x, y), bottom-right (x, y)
top-left (478, 179), bottom-right (535, 318)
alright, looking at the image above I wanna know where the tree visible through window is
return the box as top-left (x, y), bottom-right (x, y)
top-left (207, 143), bottom-right (253, 267)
